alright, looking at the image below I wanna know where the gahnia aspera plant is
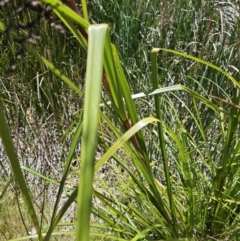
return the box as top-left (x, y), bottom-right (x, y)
top-left (0, 0), bottom-right (239, 240)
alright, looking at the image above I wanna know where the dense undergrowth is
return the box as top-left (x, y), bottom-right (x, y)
top-left (0, 0), bottom-right (240, 240)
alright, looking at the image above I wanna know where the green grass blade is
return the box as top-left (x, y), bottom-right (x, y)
top-left (40, 0), bottom-right (89, 28)
top-left (111, 44), bottom-right (139, 124)
top-left (151, 48), bottom-right (177, 231)
top-left (40, 56), bottom-right (83, 97)
top-left (139, 84), bottom-right (218, 113)
top-left (130, 225), bottom-right (162, 241)
top-left (111, 44), bottom-right (151, 171)
top-left (159, 48), bottom-right (240, 89)
top-left (0, 104), bottom-right (43, 240)
top-left (44, 188), bottom-right (78, 241)
top-left (95, 115), bottom-right (175, 229)
top-left (103, 33), bottom-right (126, 115)
top-left (81, 0), bottom-right (89, 22)
top-left (21, 167), bottom-right (59, 186)
top-left (76, 24), bottom-right (107, 241)
top-left (0, 175), bottom-right (14, 200)
top-left (50, 114), bottom-right (83, 226)
top-left (24, 43), bottom-right (84, 98)
top-left (54, 9), bottom-right (87, 48)
top-left (94, 117), bottom-right (158, 172)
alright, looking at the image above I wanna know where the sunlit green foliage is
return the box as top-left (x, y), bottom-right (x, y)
top-left (0, 0), bottom-right (239, 240)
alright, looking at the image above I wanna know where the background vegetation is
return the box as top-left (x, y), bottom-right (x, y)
top-left (0, 0), bottom-right (239, 240)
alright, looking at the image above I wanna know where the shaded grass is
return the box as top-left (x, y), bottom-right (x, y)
top-left (1, 0), bottom-right (239, 124)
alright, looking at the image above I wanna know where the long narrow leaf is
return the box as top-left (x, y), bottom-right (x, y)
top-left (0, 104), bottom-right (43, 240)
top-left (43, 114), bottom-right (83, 241)
top-left (151, 48), bottom-right (177, 231)
top-left (76, 24), bottom-right (107, 241)
top-left (95, 117), bottom-right (158, 172)
top-left (40, 0), bottom-right (89, 29)
top-left (160, 48), bottom-right (240, 88)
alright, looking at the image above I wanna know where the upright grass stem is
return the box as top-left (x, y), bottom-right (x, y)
top-left (76, 24), bottom-right (107, 241)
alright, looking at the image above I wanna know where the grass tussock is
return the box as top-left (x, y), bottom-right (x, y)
top-left (0, 0), bottom-right (239, 240)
